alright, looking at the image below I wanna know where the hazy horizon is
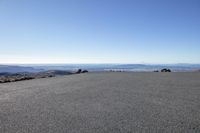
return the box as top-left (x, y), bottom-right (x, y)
top-left (0, 0), bottom-right (200, 64)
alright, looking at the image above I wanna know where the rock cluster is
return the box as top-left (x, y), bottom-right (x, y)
top-left (161, 68), bottom-right (171, 72)
top-left (76, 69), bottom-right (89, 74)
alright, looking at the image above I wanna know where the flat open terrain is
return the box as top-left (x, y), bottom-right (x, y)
top-left (0, 72), bottom-right (200, 133)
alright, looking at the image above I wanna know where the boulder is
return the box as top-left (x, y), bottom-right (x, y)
top-left (76, 69), bottom-right (82, 74)
top-left (82, 70), bottom-right (88, 73)
top-left (161, 68), bottom-right (171, 72)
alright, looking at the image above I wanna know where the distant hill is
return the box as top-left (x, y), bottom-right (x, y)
top-left (111, 64), bottom-right (200, 72)
top-left (1, 64), bottom-right (200, 73)
top-left (44, 70), bottom-right (73, 75)
top-left (0, 65), bottom-right (43, 73)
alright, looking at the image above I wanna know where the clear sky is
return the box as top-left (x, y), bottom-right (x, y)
top-left (0, 0), bottom-right (200, 64)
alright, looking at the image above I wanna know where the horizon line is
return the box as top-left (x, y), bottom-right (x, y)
top-left (1, 63), bottom-right (200, 65)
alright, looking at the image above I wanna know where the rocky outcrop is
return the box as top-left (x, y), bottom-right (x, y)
top-left (82, 70), bottom-right (88, 73)
top-left (76, 69), bottom-right (89, 74)
top-left (161, 68), bottom-right (171, 72)
top-left (76, 69), bottom-right (82, 74)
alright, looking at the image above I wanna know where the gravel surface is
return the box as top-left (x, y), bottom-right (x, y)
top-left (0, 72), bottom-right (200, 133)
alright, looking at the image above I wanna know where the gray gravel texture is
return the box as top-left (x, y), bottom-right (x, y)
top-left (0, 72), bottom-right (200, 133)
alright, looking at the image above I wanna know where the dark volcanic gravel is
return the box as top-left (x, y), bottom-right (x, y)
top-left (0, 72), bottom-right (200, 133)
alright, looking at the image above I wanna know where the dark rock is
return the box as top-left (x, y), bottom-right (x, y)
top-left (161, 68), bottom-right (171, 72)
top-left (82, 70), bottom-right (88, 73)
top-left (76, 69), bottom-right (82, 74)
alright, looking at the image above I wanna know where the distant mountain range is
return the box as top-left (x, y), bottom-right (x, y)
top-left (31, 64), bottom-right (200, 72)
top-left (0, 64), bottom-right (200, 73)
top-left (0, 65), bottom-right (43, 73)
top-left (105, 64), bottom-right (200, 72)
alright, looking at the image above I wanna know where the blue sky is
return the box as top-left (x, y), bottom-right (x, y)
top-left (0, 0), bottom-right (200, 64)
